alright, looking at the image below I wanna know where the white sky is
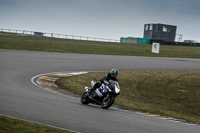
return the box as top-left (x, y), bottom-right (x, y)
top-left (0, 0), bottom-right (200, 42)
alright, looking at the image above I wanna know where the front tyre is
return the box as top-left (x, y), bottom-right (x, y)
top-left (101, 96), bottom-right (115, 109)
top-left (81, 92), bottom-right (89, 105)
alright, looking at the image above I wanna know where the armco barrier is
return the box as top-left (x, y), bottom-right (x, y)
top-left (150, 39), bottom-right (200, 47)
top-left (0, 28), bottom-right (120, 43)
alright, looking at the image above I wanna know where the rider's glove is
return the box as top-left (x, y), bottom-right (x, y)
top-left (91, 80), bottom-right (96, 87)
top-left (103, 80), bottom-right (109, 85)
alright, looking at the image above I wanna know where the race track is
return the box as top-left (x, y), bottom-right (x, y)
top-left (0, 49), bottom-right (200, 133)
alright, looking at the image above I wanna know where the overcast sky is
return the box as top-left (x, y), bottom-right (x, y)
top-left (0, 0), bottom-right (200, 42)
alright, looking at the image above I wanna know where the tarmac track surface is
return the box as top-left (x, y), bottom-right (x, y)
top-left (0, 49), bottom-right (200, 133)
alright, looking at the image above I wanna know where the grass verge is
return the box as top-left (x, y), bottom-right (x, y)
top-left (0, 115), bottom-right (73, 133)
top-left (56, 71), bottom-right (200, 124)
top-left (0, 33), bottom-right (200, 58)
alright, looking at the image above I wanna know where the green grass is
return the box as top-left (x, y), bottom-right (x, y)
top-left (56, 71), bottom-right (200, 124)
top-left (0, 32), bottom-right (200, 58)
top-left (0, 115), bottom-right (74, 133)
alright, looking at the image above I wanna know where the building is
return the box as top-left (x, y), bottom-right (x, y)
top-left (143, 23), bottom-right (177, 42)
top-left (120, 37), bottom-right (150, 44)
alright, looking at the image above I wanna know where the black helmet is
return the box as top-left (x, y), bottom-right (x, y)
top-left (110, 68), bottom-right (118, 78)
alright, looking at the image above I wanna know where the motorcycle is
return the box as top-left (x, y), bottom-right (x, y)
top-left (81, 80), bottom-right (120, 109)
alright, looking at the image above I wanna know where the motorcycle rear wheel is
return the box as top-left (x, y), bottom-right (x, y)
top-left (101, 96), bottom-right (115, 109)
top-left (81, 92), bottom-right (89, 105)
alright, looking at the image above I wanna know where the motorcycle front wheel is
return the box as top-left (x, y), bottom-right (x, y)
top-left (81, 92), bottom-right (89, 105)
top-left (101, 95), bottom-right (115, 109)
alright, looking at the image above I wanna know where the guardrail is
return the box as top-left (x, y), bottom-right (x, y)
top-left (150, 39), bottom-right (200, 47)
top-left (0, 28), bottom-right (120, 43)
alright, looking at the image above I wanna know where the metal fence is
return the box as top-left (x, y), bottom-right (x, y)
top-left (0, 28), bottom-right (120, 43)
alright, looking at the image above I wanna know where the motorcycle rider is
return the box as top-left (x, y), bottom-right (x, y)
top-left (88, 68), bottom-right (119, 95)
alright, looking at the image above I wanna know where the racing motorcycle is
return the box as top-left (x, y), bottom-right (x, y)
top-left (81, 80), bottom-right (120, 109)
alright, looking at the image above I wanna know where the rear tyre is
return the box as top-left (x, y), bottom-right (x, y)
top-left (101, 96), bottom-right (115, 109)
top-left (81, 92), bottom-right (89, 105)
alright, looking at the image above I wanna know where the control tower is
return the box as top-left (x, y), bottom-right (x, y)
top-left (143, 23), bottom-right (177, 42)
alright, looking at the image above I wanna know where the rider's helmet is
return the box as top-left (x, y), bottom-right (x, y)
top-left (110, 68), bottom-right (118, 78)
